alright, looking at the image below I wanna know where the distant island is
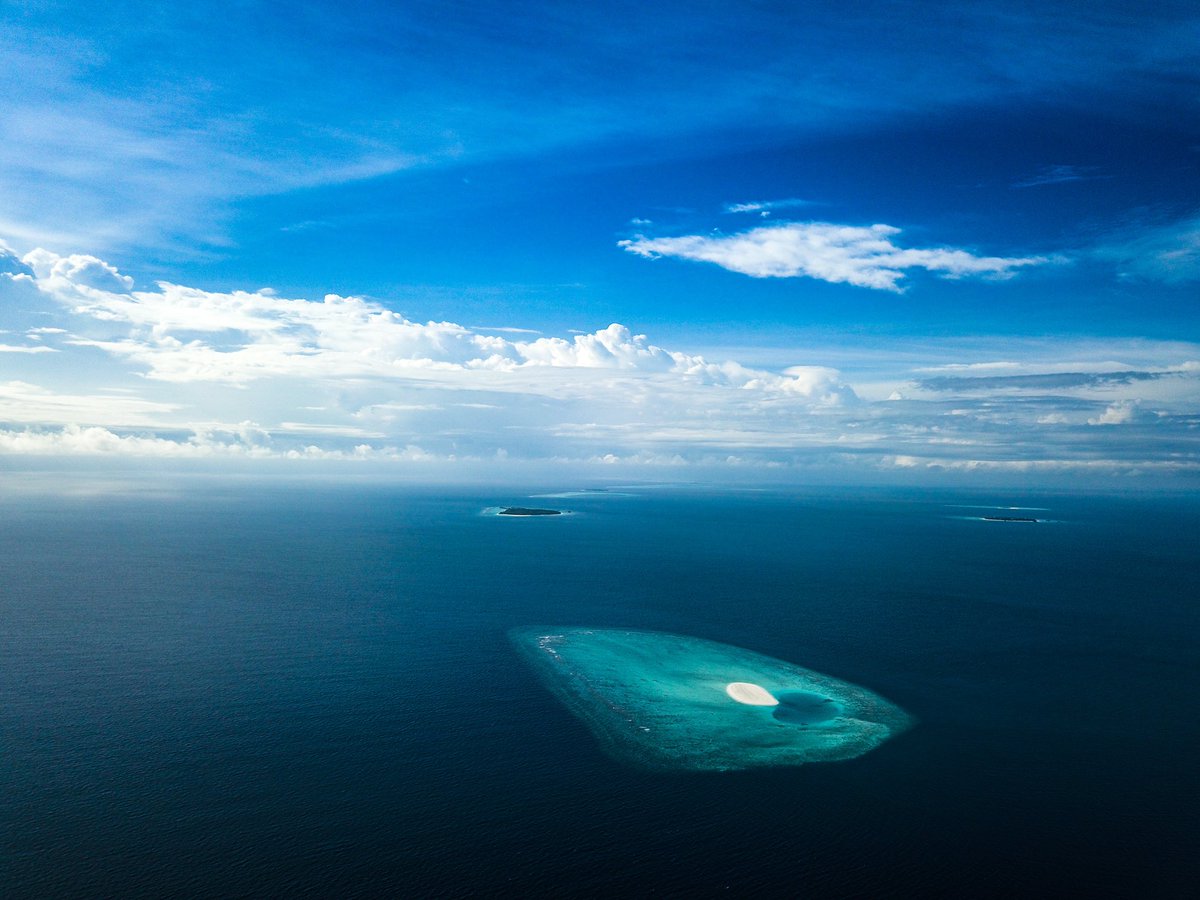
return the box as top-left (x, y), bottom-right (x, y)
top-left (982, 515), bottom-right (1039, 523)
top-left (499, 507), bottom-right (562, 516)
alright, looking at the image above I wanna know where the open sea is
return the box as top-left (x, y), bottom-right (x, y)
top-left (2, 483), bottom-right (1197, 897)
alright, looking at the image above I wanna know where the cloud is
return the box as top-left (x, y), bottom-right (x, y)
top-left (916, 361), bottom-right (1022, 373)
top-left (724, 199), bottom-right (813, 214)
top-left (0, 344), bottom-right (57, 354)
top-left (20, 247), bottom-right (860, 401)
top-left (0, 48), bottom-right (430, 250)
top-left (902, 357), bottom-right (1200, 417)
top-left (1088, 400), bottom-right (1138, 425)
top-left (0, 423), bottom-right (440, 461)
top-left (1011, 164), bottom-right (1107, 188)
top-left (619, 222), bottom-right (1049, 290)
top-left (23, 248), bottom-right (134, 292)
top-left (885, 454), bottom-right (1200, 475)
top-left (0, 243), bottom-right (867, 464)
top-left (3, 241), bottom-right (1198, 481)
top-left (0, 380), bottom-right (180, 425)
top-left (2, 2), bottom-right (1196, 253)
top-left (0, 240), bottom-right (34, 276)
top-left (0, 424), bottom-right (269, 458)
top-left (469, 326), bottom-right (543, 335)
top-left (917, 370), bottom-right (1162, 393)
top-left (1095, 214), bottom-right (1200, 283)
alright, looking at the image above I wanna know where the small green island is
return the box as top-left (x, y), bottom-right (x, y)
top-left (499, 507), bottom-right (562, 516)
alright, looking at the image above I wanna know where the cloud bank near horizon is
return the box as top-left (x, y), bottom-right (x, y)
top-left (1, 240), bottom-right (1198, 480)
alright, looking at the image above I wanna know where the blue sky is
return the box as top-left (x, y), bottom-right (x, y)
top-left (1, 1), bottom-right (1198, 483)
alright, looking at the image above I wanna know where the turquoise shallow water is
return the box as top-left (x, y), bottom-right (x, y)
top-left (511, 628), bottom-right (910, 770)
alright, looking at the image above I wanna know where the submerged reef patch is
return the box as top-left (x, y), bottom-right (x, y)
top-left (510, 628), bottom-right (911, 772)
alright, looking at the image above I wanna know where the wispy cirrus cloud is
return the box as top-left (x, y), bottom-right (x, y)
top-left (916, 370), bottom-right (1176, 394)
top-left (0, 344), bottom-right (57, 354)
top-left (620, 222), bottom-right (1050, 291)
top-left (724, 198), bottom-right (814, 215)
top-left (1011, 164), bottom-right (1108, 188)
top-left (1095, 213), bottom-right (1200, 284)
top-left (0, 380), bottom-right (180, 425)
top-left (3, 2), bottom-right (1194, 253)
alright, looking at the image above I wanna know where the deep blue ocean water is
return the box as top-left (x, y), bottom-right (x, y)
top-left (1, 483), bottom-right (1197, 897)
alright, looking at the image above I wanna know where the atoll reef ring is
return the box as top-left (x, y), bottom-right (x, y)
top-left (509, 627), bottom-right (912, 772)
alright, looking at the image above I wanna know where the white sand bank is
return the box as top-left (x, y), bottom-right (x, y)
top-left (726, 682), bottom-right (779, 706)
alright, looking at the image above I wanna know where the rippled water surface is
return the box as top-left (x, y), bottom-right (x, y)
top-left (2, 484), bottom-right (1197, 896)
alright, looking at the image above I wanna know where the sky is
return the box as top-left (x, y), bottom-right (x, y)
top-left (1, 0), bottom-right (1198, 485)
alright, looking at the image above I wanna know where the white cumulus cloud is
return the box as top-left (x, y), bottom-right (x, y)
top-left (1088, 400), bottom-right (1138, 425)
top-left (20, 248), bottom-right (860, 401)
top-left (0, 243), bottom-right (868, 463)
top-left (3, 241), bottom-right (1198, 480)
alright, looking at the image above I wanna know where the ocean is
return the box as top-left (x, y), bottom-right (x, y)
top-left (2, 483), bottom-right (1197, 897)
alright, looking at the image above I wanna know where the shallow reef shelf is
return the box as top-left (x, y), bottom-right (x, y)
top-left (510, 627), bottom-right (912, 772)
